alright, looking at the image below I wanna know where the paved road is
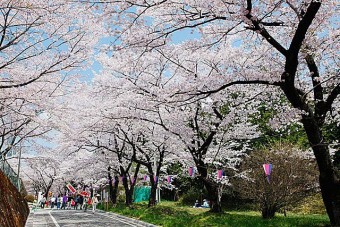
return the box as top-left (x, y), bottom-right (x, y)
top-left (25, 209), bottom-right (155, 227)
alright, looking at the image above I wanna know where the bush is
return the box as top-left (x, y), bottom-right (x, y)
top-left (117, 186), bottom-right (126, 204)
top-left (178, 188), bottom-right (201, 206)
top-left (24, 194), bottom-right (35, 203)
top-left (291, 193), bottom-right (326, 215)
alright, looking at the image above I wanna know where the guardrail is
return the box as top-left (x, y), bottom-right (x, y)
top-left (0, 159), bottom-right (24, 191)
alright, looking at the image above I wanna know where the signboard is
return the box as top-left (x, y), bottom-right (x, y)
top-left (66, 183), bottom-right (77, 193)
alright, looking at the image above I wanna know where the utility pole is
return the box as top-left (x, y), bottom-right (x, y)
top-left (154, 155), bottom-right (160, 203)
top-left (17, 143), bottom-right (22, 192)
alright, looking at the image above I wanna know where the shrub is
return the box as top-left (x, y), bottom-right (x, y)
top-left (24, 194), bottom-right (35, 203)
top-left (117, 186), bottom-right (126, 204)
top-left (236, 143), bottom-right (319, 218)
top-left (292, 193), bottom-right (326, 215)
top-left (178, 188), bottom-right (201, 206)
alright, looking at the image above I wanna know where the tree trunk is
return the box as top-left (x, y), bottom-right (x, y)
top-left (108, 174), bottom-right (118, 205)
top-left (43, 181), bottom-right (53, 199)
top-left (197, 161), bottom-right (222, 213)
top-left (148, 175), bottom-right (157, 207)
top-left (203, 179), bottom-right (222, 213)
top-left (120, 175), bottom-right (131, 206)
top-left (125, 188), bottom-right (133, 206)
top-left (261, 206), bottom-right (276, 219)
top-left (302, 117), bottom-right (340, 226)
top-left (90, 187), bottom-right (94, 198)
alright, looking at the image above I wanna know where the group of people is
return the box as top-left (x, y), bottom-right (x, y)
top-left (39, 194), bottom-right (99, 213)
top-left (193, 199), bottom-right (210, 208)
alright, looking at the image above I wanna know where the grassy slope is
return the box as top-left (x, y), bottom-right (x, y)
top-left (99, 201), bottom-right (330, 227)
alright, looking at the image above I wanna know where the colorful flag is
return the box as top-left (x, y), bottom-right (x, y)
top-left (263, 164), bottom-right (273, 183)
top-left (154, 176), bottom-right (158, 183)
top-left (217, 169), bottom-right (223, 179)
top-left (144, 175), bottom-right (148, 181)
top-left (66, 183), bottom-right (76, 193)
top-left (167, 176), bottom-right (171, 184)
top-left (189, 167), bottom-right (194, 176)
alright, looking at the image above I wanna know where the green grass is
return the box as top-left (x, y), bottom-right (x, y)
top-left (99, 201), bottom-right (330, 227)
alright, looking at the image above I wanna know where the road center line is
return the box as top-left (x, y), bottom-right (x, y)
top-left (49, 211), bottom-right (60, 227)
top-left (96, 212), bottom-right (144, 227)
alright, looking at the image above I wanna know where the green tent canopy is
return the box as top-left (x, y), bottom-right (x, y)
top-left (133, 186), bottom-right (151, 202)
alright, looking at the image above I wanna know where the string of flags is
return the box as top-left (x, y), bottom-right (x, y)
top-left (71, 164), bottom-right (273, 190)
top-left (107, 174), bottom-right (172, 185)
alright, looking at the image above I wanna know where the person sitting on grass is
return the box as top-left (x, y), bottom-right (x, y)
top-left (193, 200), bottom-right (200, 208)
top-left (201, 199), bottom-right (210, 208)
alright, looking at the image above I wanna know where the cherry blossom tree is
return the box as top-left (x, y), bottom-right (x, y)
top-left (0, 0), bottom-right (101, 89)
top-left (0, 1), bottom-right (105, 196)
top-left (89, 1), bottom-right (339, 224)
top-left (23, 156), bottom-right (59, 199)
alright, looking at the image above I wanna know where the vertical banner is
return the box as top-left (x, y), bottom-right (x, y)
top-left (144, 175), bottom-right (148, 181)
top-left (189, 167), bottom-right (194, 177)
top-left (167, 176), bottom-right (171, 184)
top-left (263, 164), bottom-right (273, 183)
top-left (217, 169), bottom-right (223, 179)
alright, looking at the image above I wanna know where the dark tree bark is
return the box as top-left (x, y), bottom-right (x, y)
top-left (301, 118), bottom-right (340, 226)
top-left (148, 174), bottom-right (157, 207)
top-left (108, 168), bottom-right (118, 205)
top-left (118, 163), bottom-right (140, 206)
top-left (261, 206), bottom-right (276, 219)
top-left (203, 180), bottom-right (221, 213)
top-left (197, 162), bottom-right (222, 213)
top-left (112, 176), bottom-right (119, 203)
top-left (122, 175), bottom-right (132, 206)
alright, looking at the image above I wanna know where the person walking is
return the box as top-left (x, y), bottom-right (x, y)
top-left (91, 195), bottom-right (98, 213)
top-left (71, 199), bottom-right (76, 209)
top-left (67, 195), bottom-right (72, 209)
top-left (61, 194), bottom-right (68, 209)
top-left (40, 197), bottom-right (46, 208)
top-left (74, 195), bottom-right (79, 210)
top-left (50, 196), bottom-right (56, 209)
top-left (57, 196), bottom-right (62, 209)
top-left (78, 195), bottom-right (84, 210)
top-left (83, 196), bottom-right (88, 211)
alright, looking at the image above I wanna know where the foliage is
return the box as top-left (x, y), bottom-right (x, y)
top-left (323, 122), bottom-right (340, 173)
top-left (249, 103), bottom-right (309, 150)
top-left (117, 186), bottom-right (126, 204)
top-left (235, 143), bottom-right (319, 218)
top-left (99, 201), bottom-right (329, 227)
top-left (178, 188), bottom-right (202, 206)
top-left (24, 194), bottom-right (35, 203)
top-left (292, 194), bottom-right (327, 215)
